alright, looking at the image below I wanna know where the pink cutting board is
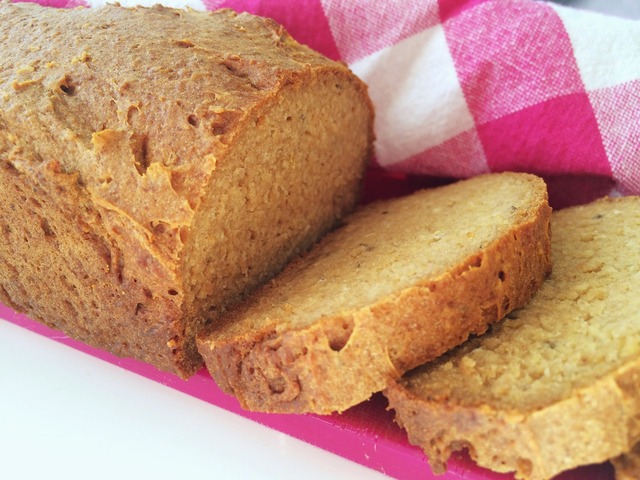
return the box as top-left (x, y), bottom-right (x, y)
top-left (0, 304), bottom-right (614, 480)
top-left (0, 170), bottom-right (619, 480)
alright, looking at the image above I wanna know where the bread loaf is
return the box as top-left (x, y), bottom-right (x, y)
top-left (0, 2), bottom-right (373, 377)
top-left (385, 197), bottom-right (640, 480)
top-left (197, 173), bottom-right (552, 413)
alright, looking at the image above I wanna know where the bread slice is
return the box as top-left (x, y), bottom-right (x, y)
top-left (0, 3), bottom-right (373, 377)
top-left (197, 173), bottom-right (552, 413)
top-left (613, 443), bottom-right (640, 480)
top-left (385, 197), bottom-right (640, 480)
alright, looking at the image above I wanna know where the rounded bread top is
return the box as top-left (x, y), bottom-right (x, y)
top-left (0, 2), bottom-right (351, 228)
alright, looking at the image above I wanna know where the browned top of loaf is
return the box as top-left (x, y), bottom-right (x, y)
top-left (0, 1), bottom-right (355, 268)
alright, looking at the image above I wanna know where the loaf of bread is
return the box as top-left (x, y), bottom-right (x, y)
top-left (197, 173), bottom-right (552, 413)
top-left (385, 197), bottom-right (640, 480)
top-left (613, 443), bottom-right (640, 480)
top-left (0, 2), bottom-right (373, 377)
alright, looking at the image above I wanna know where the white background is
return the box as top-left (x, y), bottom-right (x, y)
top-left (0, 320), bottom-right (388, 480)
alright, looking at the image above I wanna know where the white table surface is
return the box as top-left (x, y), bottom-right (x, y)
top-left (0, 319), bottom-right (389, 480)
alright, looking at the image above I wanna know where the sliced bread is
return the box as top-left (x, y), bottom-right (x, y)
top-left (197, 173), bottom-right (552, 413)
top-left (385, 197), bottom-right (640, 480)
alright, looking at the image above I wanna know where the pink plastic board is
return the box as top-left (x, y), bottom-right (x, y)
top-left (0, 303), bottom-right (614, 480)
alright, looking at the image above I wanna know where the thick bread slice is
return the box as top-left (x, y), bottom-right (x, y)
top-left (385, 197), bottom-right (640, 480)
top-left (0, 3), bottom-right (373, 377)
top-left (613, 443), bottom-right (640, 480)
top-left (197, 173), bottom-right (552, 413)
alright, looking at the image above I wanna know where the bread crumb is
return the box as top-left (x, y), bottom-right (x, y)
top-left (16, 65), bottom-right (35, 74)
top-left (460, 356), bottom-right (476, 372)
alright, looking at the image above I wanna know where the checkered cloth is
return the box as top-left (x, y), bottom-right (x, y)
top-left (26, 0), bottom-right (640, 200)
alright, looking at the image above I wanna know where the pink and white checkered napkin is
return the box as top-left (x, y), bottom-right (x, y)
top-left (33, 0), bottom-right (640, 198)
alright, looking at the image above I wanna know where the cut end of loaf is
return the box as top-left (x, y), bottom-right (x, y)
top-left (181, 67), bottom-right (374, 332)
top-left (197, 173), bottom-right (552, 413)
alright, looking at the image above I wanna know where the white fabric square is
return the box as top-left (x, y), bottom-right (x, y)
top-left (350, 24), bottom-right (475, 167)
top-left (588, 81), bottom-right (640, 194)
top-left (321, 0), bottom-right (440, 64)
top-left (554, 4), bottom-right (640, 91)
